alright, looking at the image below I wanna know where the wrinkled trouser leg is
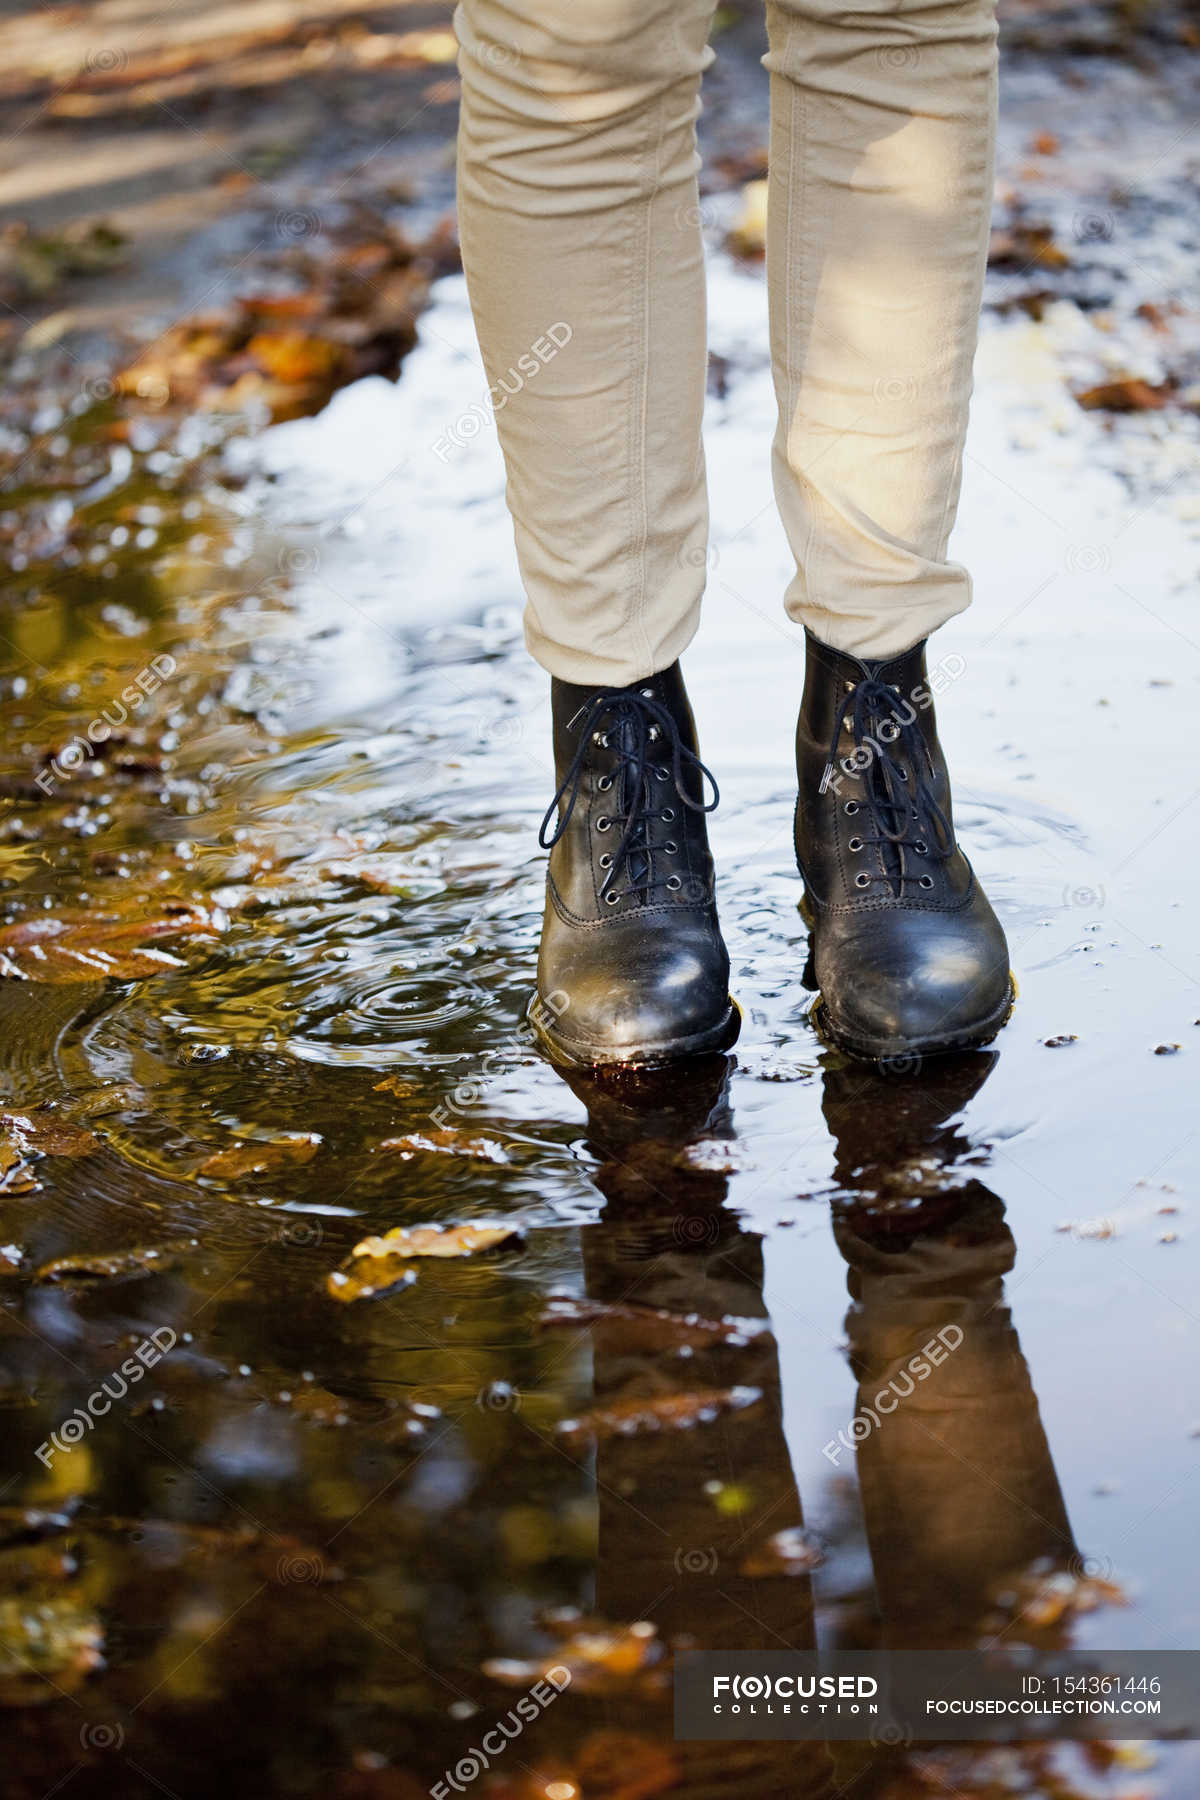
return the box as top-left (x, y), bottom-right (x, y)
top-left (455, 0), bottom-right (717, 686)
top-left (455, 0), bottom-right (997, 676)
top-left (765, 0), bottom-right (998, 657)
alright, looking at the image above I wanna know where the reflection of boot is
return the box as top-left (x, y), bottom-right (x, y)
top-left (821, 1048), bottom-right (999, 1240)
top-left (795, 633), bottom-right (1012, 1059)
top-left (557, 1057), bottom-right (836, 1799)
top-left (821, 1055), bottom-right (1076, 1648)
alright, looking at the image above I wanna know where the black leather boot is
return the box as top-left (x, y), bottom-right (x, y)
top-left (795, 631), bottom-right (1013, 1061)
top-left (531, 663), bottom-right (737, 1068)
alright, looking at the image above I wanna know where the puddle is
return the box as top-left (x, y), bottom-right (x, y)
top-left (1, 46), bottom-right (1199, 1800)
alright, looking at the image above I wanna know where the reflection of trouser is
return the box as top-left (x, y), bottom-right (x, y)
top-left (455, 0), bottom-right (998, 684)
top-left (834, 1190), bottom-right (1076, 1646)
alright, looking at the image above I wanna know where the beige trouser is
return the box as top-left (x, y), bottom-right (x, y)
top-left (454, 0), bottom-right (998, 686)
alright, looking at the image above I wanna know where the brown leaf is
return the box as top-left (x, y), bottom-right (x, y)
top-left (378, 1129), bottom-right (509, 1165)
top-left (372, 1074), bottom-right (418, 1100)
top-left (34, 1239), bottom-right (195, 1284)
top-left (0, 1110), bottom-right (99, 1159)
top-left (557, 1385), bottom-right (762, 1447)
top-left (988, 222), bottom-right (1070, 271)
top-left (739, 1526), bottom-right (825, 1577)
top-left (1075, 377), bottom-right (1171, 413)
top-left (0, 900), bottom-right (216, 984)
top-left (539, 1295), bottom-right (768, 1352)
top-left (199, 1135), bottom-right (320, 1179)
top-left (328, 1223), bottom-right (522, 1303)
top-left (483, 1621), bottom-right (665, 1697)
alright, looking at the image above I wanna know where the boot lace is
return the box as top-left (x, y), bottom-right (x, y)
top-left (822, 675), bottom-right (954, 897)
top-left (539, 689), bottom-right (718, 905)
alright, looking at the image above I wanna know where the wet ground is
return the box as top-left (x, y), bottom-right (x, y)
top-left (2, 9), bottom-right (1200, 1800)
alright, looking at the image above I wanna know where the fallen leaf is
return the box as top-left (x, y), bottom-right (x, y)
top-left (739, 1526), bottom-right (825, 1577)
top-left (372, 1074), bottom-right (418, 1099)
top-left (328, 1222), bottom-right (522, 1303)
top-left (34, 1240), bottom-right (196, 1285)
top-left (0, 1110), bottom-right (99, 1158)
top-left (557, 1385), bottom-right (762, 1446)
top-left (199, 1135), bottom-right (321, 1178)
top-left (378, 1129), bottom-right (509, 1164)
top-left (0, 900), bottom-right (216, 984)
top-left (483, 1621), bottom-right (665, 1697)
top-left (988, 221), bottom-right (1070, 271)
top-left (727, 178), bottom-right (768, 257)
top-left (1075, 377), bottom-right (1171, 412)
top-left (539, 1296), bottom-right (769, 1352)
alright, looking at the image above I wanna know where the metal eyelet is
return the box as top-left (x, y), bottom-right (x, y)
top-left (605, 891), bottom-right (620, 905)
top-left (844, 801), bottom-right (859, 816)
top-left (664, 840), bottom-right (678, 854)
top-left (595, 816), bottom-right (611, 832)
top-left (596, 774), bottom-right (612, 792)
top-left (661, 808), bottom-right (675, 822)
top-left (919, 874), bottom-right (934, 889)
top-left (640, 687), bottom-right (654, 698)
top-left (648, 725), bottom-right (660, 742)
top-left (598, 852), bottom-right (613, 870)
top-left (897, 768), bottom-right (908, 783)
top-left (855, 872), bottom-right (871, 889)
top-left (593, 731), bottom-right (609, 748)
top-left (653, 766), bottom-right (669, 781)
top-left (914, 840), bottom-right (928, 855)
top-left (848, 836), bottom-right (863, 853)
top-left (666, 875), bottom-right (682, 891)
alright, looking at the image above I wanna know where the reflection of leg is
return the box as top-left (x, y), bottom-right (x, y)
top-left (455, 0), bottom-right (717, 687)
top-left (836, 1190), bottom-right (1074, 1646)
top-left (765, 0), bottom-right (998, 657)
top-left (821, 1059), bottom-right (1074, 1646)
top-left (565, 1062), bottom-right (836, 1797)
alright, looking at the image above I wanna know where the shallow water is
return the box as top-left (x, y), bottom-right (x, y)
top-left (2, 60), bottom-right (1200, 1798)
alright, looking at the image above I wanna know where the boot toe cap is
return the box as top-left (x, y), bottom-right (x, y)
top-left (817, 910), bottom-right (1012, 1060)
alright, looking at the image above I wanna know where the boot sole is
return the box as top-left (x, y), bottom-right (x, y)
top-left (798, 891), bottom-right (1017, 1064)
top-left (529, 995), bottom-right (742, 1072)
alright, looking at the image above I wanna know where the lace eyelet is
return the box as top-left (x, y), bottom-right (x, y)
top-left (848, 836), bottom-right (863, 853)
top-left (919, 874), bottom-right (935, 890)
top-left (593, 731), bottom-right (609, 748)
top-left (605, 891), bottom-right (620, 905)
top-left (661, 808), bottom-right (675, 822)
top-left (596, 775), bottom-right (612, 792)
top-left (598, 853), bottom-right (613, 870)
top-left (664, 840), bottom-right (678, 854)
top-left (855, 872), bottom-right (871, 889)
top-left (666, 875), bottom-right (682, 891)
top-left (897, 768), bottom-right (908, 783)
top-left (653, 766), bottom-right (669, 781)
top-left (914, 840), bottom-right (928, 855)
top-left (844, 801), bottom-right (859, 816)
top-left (595, 816), bottom-right (611, 832)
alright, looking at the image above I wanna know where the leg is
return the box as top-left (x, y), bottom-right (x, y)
top-left (455, 0), bottom-right (717, 687)
top-left (455, 0), bottom-right (735, 1067)
top-left (765, 0), bottom-right (998, 658)
top-left (768, 0), bottom-right (1011, 1060)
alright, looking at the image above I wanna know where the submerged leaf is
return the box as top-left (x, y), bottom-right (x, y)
top-left (739, 1526), bottom-right (825, 1577)
top-left (199, 1135), bottom-right (321, 1178)
top-left (557, 1385), bottom-right (762, 1447)
top-left (34, 1239), bottom-right (196, 1285)
top-left (378, 1129), bottom-right (509, 1164)
top-left (0, 901), bottom-right (216, 984)
top-left (483, 1620), bottom-right (665, 1697)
